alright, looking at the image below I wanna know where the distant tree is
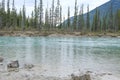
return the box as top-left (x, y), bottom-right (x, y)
top-left (92, 8), bottom-right (100, 32)
top-left (11, 0), bottom-right (17, 29)
top-left (26, 16), bottom-right (29, 28)
top-left (6, 0), bottom-right (10, 28)
top-left (73, 0), bottom-right (78, 31)
top-left (108, 2), bottom-right (114, 32)
top-left (102, 15), bottom-right (107, 32)
top-left (67, 6), bottom-right (70, 30)
top-left (115, 10), bottom-right (120, 31)
top-left (79, 4), bottom-right (85, 32)
top-left (45, 8), bottom-right (49, 30)
top-left (86, 5), bottom-right (90, 32)
top-left (22, 2), bottom-right (26, 31)
top-left (39, 0), bottom-right (43, 30)
top-left (17, 9), bottom-right (22, 28)
top-left (0, 0), bottom-right (6, 28)
top-left (52, 0), bottom-right (55, 28)
top-left (59, 6), bottom-right (62, 28)
top-left (34, 0), bottom-right (38, 29)
top-left (49, 8), bottom-right (52, 29)
top-left (55, 0), bottom-right (61, 28)
top-left (30, 11), bottom-right (34, 29)
top-left (2, 0), bottom-right (5, 11)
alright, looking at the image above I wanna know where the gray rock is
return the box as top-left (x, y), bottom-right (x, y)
top-left (24, 64), bottom-right (34, 69)
top-left (7, 60), bottom-right (19, 68)
top-left (0, 56), bottom-right (4, 62)
top-left (71, 74), bottom-right (91, 80)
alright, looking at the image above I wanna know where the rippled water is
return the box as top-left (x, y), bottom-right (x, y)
top-left (0, 36), bottom-right (120, 76)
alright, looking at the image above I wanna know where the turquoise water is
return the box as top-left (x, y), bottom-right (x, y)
top-left (0, 36), bottom-right (120, 76)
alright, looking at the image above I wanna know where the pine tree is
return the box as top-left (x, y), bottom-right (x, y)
top-left (22, 1), bottom-right (26, 31)
top-left (17, 9), bottom-right (22, 28)
top-left (52, 0), bottom-right (55, 28)
top-left (116, 10), bottom-right (120, 31)
top-left (55, 0), bottom-right (61, 27)
top-left (49, 8), bottom-right (52, 30)
top-left (108, 2), bottom-right (113, 32)
top-left (67, 6), bottom-right (70, 30)
top-left (45, 8), bottom-right (49, 30)
top-left (59, 6), bottom-right (62, 29)
top-left (34, 0), bottom-right (38, 29)
top-left (39, 0), bottom-right (43, 30)
top-left (0, 0), bottom-right (6, 28)
top-left (92, 8), bottom-right (100, 32)
top-left (2, 0), bottom-right (5, 11)
top-left (11, 0), bottom-right (17, 29)
top-left (86, 5), bottom-right (90, 32)
top-left (73, 0), bottom-right (78, 31)
top-left (30, 11), bottom-right (34, 29)
top-left (102, 15), bottom-right (107, 32)
top-left (6, 0), bottom-right (10, 28)
top-left (79, 4), bottom-right (84, 32)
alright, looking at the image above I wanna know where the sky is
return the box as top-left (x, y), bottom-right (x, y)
top-left (0, 0), bottom-right (110, 19)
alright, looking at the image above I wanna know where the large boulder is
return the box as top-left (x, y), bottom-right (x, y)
top-left (0, 56), bottom-right (4, 62)
top-left (71, 74), bottom-right (91, 80)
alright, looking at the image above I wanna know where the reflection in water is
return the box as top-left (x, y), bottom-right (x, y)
top-left (0, 37), bottom-right (120, 76)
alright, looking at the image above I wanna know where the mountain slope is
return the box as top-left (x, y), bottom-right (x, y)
top-left (68, 0), bottom-right (120, 24)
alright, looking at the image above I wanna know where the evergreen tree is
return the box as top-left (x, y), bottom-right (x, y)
top-left (73, 0), bottom-right (78, 31)
top-left (108, 2), bottom-right (113, 32)
top-left (0, 0), bottom-right (6, 28)
top-left (17, 9), bottom-right (22, 28)
top-left (92, 8), bottom-right (100, 32)
top-left (86, 5), bottom-right (90, 32)
top-left (11, 0), bottom-right (17, 29)
top-left (102, 15), bottom-right (107, 32)
top-left (22, 2), bottom-right (26, 31)
top-left (34, 0), bottom-right (38, 28)
top-left (116, 10), bottom-right (120, 31)
top-left (39, 0), bottom-right (43, 30)
top-left (79, 4), bottom-right (85, 32)
top-left (2, 0), bottom-right (5, 11)
top-left (6, 0), bottom-right (10, 28)
top-left (45, 8), bottom-right (49, 30)
top-left (52, 0), bottom-right (55, 28)
top-left (59, 6), bottom-right (62, 28)
top-left (67, 6), bottom-right (70, 30)
top-left (30, 11), bottom-right (34, 29)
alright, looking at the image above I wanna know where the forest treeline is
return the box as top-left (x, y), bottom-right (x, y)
top-left (0, 0), bottom-right (120, 32)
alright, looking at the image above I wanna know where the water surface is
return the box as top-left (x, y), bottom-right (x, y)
top-left (0, 36), bottom-right (120, 76)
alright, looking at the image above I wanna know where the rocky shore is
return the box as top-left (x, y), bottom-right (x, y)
top-left (0, 57), bottom-right (120, 80)
top-left (0, 31), bottom-right (120, 37)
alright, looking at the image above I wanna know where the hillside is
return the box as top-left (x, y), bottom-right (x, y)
top-left (69, 0), bottom-right (120, 23)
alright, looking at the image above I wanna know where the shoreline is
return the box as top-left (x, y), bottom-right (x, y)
top-left (0, 31), bottom-right (120, 37)
top-left (0, 64), bottom-right (120, 80)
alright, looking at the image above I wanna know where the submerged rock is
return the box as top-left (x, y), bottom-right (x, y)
top-left (0, 56), bottom-right (4, 62)
top-left (24, 64), bottom-right (34, 69)
top-left (7, 60), bottom-right (19, 68)
top-left (71, 74), bottom-right (91, 80)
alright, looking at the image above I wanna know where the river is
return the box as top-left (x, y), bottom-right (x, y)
top-left (0, 36), bottom-right (120, 77)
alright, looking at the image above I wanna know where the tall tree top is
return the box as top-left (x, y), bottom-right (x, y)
top-left (57, 0), bottom-right (60, 6)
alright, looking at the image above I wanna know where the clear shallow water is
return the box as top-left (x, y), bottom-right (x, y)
top-left (0, 36), bottom-right (120, 76)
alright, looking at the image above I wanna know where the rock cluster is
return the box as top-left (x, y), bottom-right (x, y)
top-left (71, 74), bottom-right (91, 80)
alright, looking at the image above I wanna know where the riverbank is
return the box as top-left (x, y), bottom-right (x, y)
top-left (0, 31), bottom-right (120, 37)
top-left (0, 64), bottom-right (120, 80)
